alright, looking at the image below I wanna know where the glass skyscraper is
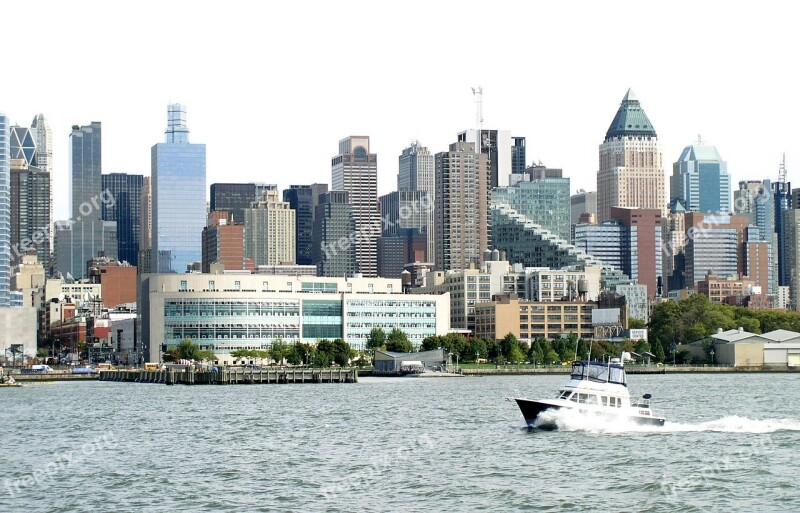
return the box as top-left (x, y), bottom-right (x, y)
top-left (55, 122), bottom-right (110, 280)
top-left (102, 173), bottom-right (143, 266)
top-left (283, 183), bottom-right (328, 265)
top-left (670, 142), bottom-right (731, 214)
top-left (0, 113), bottom-right (11, 306)
top-left (492, 169), bottom-right (571, 242)
top-left (152, 104), bottom-right (206, 274)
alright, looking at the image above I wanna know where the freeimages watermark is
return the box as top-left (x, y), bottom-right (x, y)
top-left (4, 431), bottom-right (119, 498)
top-left (661, 185), bottom-right (773, 259)
top-left (659, 434), bottom-right (774, 498)
top-left (11, 189), bottom-right (116, 260)
top-left (319, 434), bottom-right (434, 500)
top-left (321, 195), bottom-right (433, 261)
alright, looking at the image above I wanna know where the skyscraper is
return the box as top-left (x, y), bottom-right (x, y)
top-left (435, 140), bottom-right (490, 271)
top-left (597, 89), bottom-right (665, 222)
top-left (244, 188), bottom-right (296, 267)
top-left (10, 162), bottom-right (51, 271)
top-left (283, 183), bottom-right (328, 265)
top-left (773, 176), bottom-right (793, 286)
top-left (397, 141), bottom-right (435, 265)
top-left (331, 136), bottom-right (379, 277)
top-left (151, 104), bottom-right (206, 273)
top-left (683, 212), bottom-right (750, 287)
top-left (457, 129), bottom-right (514, 188)
top-left (139, 176), bottom-right (152, 272)
top-left (210, 183), bottom-right (275, 225)
top-left (511, 137), bottom-right (527, 176)
top-left (670, 141), bottom-right (731, 214)
top-left (735, 180), bottom-right (777, 294)
top-left (55, 122), bottom-right (112, 280)
top-left (0, 113), bottom-right (11, 306)
top-left (313, 191), bottom-right (356, 277)
top-left (102, 173), bottom-right (143, 266)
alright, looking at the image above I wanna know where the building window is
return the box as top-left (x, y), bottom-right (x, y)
top-left (179, 280), bottom-right (187, 292)
top-left (235, 281), bottom-right (241, 291)
top-left (209, 281), bottom-right (216, 291)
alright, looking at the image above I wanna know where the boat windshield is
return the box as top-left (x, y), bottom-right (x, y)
top-left (570, 361), bottom-right (627, 386)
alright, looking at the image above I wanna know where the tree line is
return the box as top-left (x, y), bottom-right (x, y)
top-left (649, 293), bottom-right (800, 355)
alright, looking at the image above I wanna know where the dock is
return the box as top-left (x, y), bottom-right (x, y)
top-left (99, 367), bottom-right (358, 385)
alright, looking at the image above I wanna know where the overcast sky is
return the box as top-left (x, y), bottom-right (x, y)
top-left (4, 1), bottom-right (798, 221)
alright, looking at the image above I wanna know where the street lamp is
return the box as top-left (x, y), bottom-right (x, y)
top-left (476, 351), bottom-right (479, 368)
top-left (672, 346), bottom-right (677, 366)
top-left (710, 349), bottom-right (715, 366)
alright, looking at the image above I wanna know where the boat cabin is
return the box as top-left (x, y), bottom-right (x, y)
top-left (569, 360), bottom-right (626, 386)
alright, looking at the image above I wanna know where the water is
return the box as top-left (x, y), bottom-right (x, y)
top-left (2, 373), bottom-right (799, 512)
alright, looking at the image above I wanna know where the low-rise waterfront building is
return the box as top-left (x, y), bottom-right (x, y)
top-left (139, 273), bottom-right (450, 362)
top-left (474, 294), bottom-right (596, 342)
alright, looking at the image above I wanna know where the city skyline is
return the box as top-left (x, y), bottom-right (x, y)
top-left (3, 2), bottom-right (797, 223)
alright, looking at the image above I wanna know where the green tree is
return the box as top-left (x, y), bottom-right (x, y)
top-left (634, 339), bottom-right (651, 355)
top-left (651, 337), bottom-right (665, 363)
top-left (230, 349), bottom-right (252, 362)
top-left (177, 338), bottom-right (201, 360)
top-left (313, 352), bottom-right (330, 367)
top-left (499, 333), bottom-right (520, 360)
top-left (330, 339), bottom-right (354, 366)
top-left (367, 328), bottom-right (387, 350)
top-left (507, 345), bottom-right (526, 364)
top-left (271, 339), bottom-right (290, 365)
top-left (420, 336), bottom-right (442, 351)
top-left (386, 328), bottom-right (413, 353)
top-left (628, 318), bottom-right (647, 329)
top-left (197, 349), bottom-right (216, 362)
top-left (464, 337), bottom-right (489, 361)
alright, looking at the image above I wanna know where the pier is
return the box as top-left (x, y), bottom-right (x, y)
top-left (99, 367), bottom-right (358, 385)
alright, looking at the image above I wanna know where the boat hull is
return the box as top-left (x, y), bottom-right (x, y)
top-left (514, 398), bottom-right (665, 429)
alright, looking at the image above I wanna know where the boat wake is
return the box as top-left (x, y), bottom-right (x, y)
top-left (533, 409), bottom-right (800, 434)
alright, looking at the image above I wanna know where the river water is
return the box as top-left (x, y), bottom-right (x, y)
top-left (1, 373), bottom-right (799, 512)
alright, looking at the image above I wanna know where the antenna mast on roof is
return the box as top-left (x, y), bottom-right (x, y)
top-left (471, 86), bottom-right (483, 132)
top-left (779, 153), bottom-right (787, 184)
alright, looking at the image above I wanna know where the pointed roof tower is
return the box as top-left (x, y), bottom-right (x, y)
top-left (604, 88), bottom-right (657, 141)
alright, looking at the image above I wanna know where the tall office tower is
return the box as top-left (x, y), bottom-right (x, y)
top-left (283, 183), bottom-right (328, 265)
top-left (244, 188), bottom-right (296, 267)
top-left (670, 141), bottom-right (731, 214)
top-left (8, 125), bottom-right (51, 270)
top-left (683, 212), bottom-right (750, 287)
top-left (0, 113), bottom-right (10, 306)
top-left (783, 210), bottom-right (800, 310)
top-left (377, 229), bottom-right (428, 279)
top-left (10, 162), bottom-right (51, 271)
top-left (210, 183), bottom-right (275, 225)
top-left (202, 211), bottom-right (244, 273)
top-left (435, 140), bottom-right (490, 271)
top-left (664, 200), bottom-right (687, 292)
top-left (573, 207), bottom-right (662, 297)
top-left (457, 129), bottom-right (516, 189)
top-left (313, 191), bottom-right (356, 277)
top-left (380, 191), bottom-right (431, 237)
top-left (511, 137), bottom-right (526, 176)
top-left (597, 89), bottom-right (665, 222)
top-left (101, 173), bottom-right (143, 266)
top-left (331, 136), bottom-right (379, 277)
top-left (30, 114), bottom-right (52, 171)
top-left (492, 168), bottom-right (571, 241)
top-left (571, 190), bottom-right (597, 236)
top-left (54, 122), bottom-right (110, 280)
top-left (151, 104), bottom-right (206, 273)
top-left (139, 176), bottom-right (152, 272)
top-left (735, 180), bottom-right (777, 294)
top-left (30, 114), bottom-right (53, 252)
top-left (398, 141), bottom-right (435, 264)
top-left (773, 174), bottom-right (793, 286)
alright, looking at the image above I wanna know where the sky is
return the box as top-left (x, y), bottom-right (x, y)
top-left (3, 1), bottom-right (799, 222)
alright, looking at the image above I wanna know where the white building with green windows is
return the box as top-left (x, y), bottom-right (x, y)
top-left (139, 273), bottom-right (450, 362)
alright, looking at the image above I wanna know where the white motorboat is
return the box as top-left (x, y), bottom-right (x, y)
top-left (510, 360), bottom-right (665, 429)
